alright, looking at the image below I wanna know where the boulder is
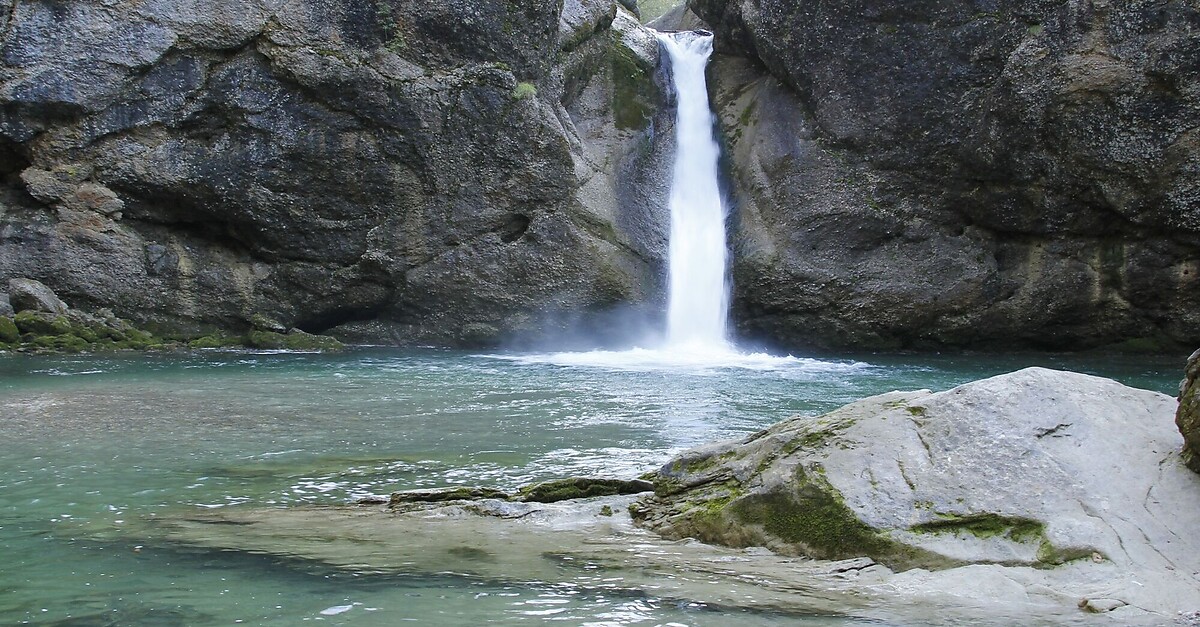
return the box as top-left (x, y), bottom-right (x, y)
top-left (8, 278), bottom-right (69, 315)
top-left (0, 293), bottom-right (12, 317)
top-left (19, 167), bottom-right (124, 218)
top-left (1178, 349), bottom-right (1200, 473)
top-left (635, 368), bottom-right (1200, 616)
top-left (245, 329), bottom-right (343, 352)
top-left (0, 316), bottom-right (18, 343)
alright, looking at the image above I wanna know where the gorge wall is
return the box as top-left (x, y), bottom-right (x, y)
top-left (1, 0), bottom-right (1197, 351)
top-left (0, 0), bottom-right (672, 346)
top-left (687, 0), bottom-right (1200, 351)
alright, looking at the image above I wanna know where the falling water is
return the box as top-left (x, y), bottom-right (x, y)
top-left (504, 30), bottom-right (822, 369)
top-left (657, 30), bottom-right (730, 351)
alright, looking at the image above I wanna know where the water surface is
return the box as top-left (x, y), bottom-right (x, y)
top-left (0, 348), bottom-right (1184, 625)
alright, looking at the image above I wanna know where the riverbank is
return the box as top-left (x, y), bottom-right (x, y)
top-left (0, 278), bottom-right (342, 354)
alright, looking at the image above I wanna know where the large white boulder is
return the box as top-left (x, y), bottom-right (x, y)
top-left (636, 367), bottom-right (1200, 619)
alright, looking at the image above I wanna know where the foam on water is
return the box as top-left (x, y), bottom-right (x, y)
top-left (488, 346), bottom-right (870, 374)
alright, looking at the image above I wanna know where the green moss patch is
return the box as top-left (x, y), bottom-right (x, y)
top-left (511, 82), bottom-right (537, 100)
top-left (0, 317), bottom-right (19, 343)
top-left (14, 311), bottom-right (73, 336)
top-left (518, 477), bottom-right (653, 503)
top-left (188, 333), bottom-right (246, 349)
top-left (911, 513), bottom-right (1044, 542)
top-left (1035, 539), bottom-right (1100, 568)
top-left (389, 487), bottom-right (511, 506)
top-left (712, 465), bottom-right (949, 570)
top-left (611, 42), bottom-right (660, 131)
top-left (246, 330), bottom-right (344, 351)
top-left (782, 418), bottom-right (854, 455)
top-left (650, 474), bottom-right (685, 497)
top-left (731, 465), bottom-right (890, 559)
top-left (5, 312), bottom-right (162, 353)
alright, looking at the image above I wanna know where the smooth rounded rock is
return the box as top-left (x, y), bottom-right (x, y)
top-left (8, 278), bottom-right (69, 315)
top-left (636, 368), bottom-right (1200, 616)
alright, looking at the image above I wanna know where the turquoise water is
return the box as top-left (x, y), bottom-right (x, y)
top-left (0, 348), bottom-right (1185, 625)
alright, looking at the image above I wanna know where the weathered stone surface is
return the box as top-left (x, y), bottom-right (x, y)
top-left (8, 278), bottom-right (68, 314)
top-left (697, 0), bottom-right (1200, 351)
top-left (1178, 348), bottom-right (1200, 472)
top-left (0, 1), bottom-right (672, 345)
top-left (635, 368), bottom-right (1200, 615)
top-left (0, 293), bottom-right (12, 317)
top-left (20, 166), bottom-right (124, 218)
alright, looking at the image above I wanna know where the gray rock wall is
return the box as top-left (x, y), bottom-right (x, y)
top-left (0, 0), bottom-right (673, 345)
top-left (695, 0), bottom-right (1200, 351)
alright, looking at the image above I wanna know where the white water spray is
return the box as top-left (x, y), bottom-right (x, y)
top-left (658, 30), bottom-right (730, 352)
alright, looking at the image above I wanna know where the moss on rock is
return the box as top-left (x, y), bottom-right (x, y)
top-left (246, 330), bottom-right (344, 351)
top-left (911, 513), bottom-right (1044, 542)
top-left (0, 316), bottom-right (18, 343)
top-left (610, 40), bottom-right (660, 131)
top-left (188, 333), bottom-right (247, 349)
top-left (1178, 348), bottom-right (1200, 473)
top-left (14, 311), bottom-right (73, 336)
top-left (389, 487), bottom-right (512, 506)
top-left (730, 465), bottom-right (894, 559)
top-left (518, 477), bottom-right (654, 503)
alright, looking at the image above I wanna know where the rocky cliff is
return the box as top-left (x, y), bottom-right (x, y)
top-left (0, 0), bottom-right (672, 346)
top-left (692, 0), bottom-right (1200, 351)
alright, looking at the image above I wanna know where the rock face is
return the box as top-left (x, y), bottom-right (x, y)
top-left (695, 0), bottom-right (1200, 351)
top-left (0, 0), bottom-right (673, 345)
top-left (0, 274), bottom-right (344, 353)
top-left (635, 368), bottom-right (1200, 616)
top-left (1179, 349), bottom-right (1200, 472)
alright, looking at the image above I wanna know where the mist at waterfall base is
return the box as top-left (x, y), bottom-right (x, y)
top-left (506, 30), bottom-right (821, 373)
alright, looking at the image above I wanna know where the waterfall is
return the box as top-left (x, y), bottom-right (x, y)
top-left (503, 30), bottom-right (819, 370)
top-left (657, 30), bottom-right (730, 351)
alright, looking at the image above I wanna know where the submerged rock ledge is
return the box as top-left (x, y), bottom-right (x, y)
top-left (153, 368), bottom-right (1200, 623)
